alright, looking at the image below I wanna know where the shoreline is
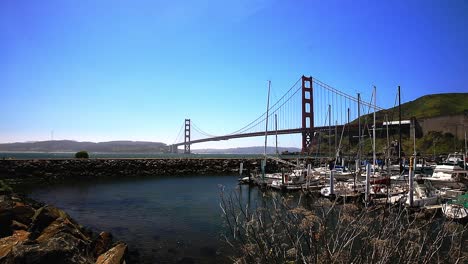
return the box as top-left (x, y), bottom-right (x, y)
top-left (0, 158), bottom-right (295, 184)
top-left (0, 190), bottom-right (134, 263)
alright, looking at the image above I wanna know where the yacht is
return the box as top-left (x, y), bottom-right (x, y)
top-left (445, 152), bottom-right (464, 165)
top-left (421, 164), bottom-right (467, 189)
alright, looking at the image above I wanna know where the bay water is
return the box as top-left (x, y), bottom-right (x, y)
top-left (20, 175), bottom-right (266, 263)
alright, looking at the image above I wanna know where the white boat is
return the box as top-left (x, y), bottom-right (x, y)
top-left (404, 182), bottom-right (439, 207)
top-left (320, 180), bottom-right (365, 197)
top-left (371, 183), bottom-right (407, 197)
top-left (421, 164), bottom-right (467, 189)
top-left (445, 152), bottom-right (464, 165)
top-left (238, 176), bottom-right (252, 184)
top-left (270, 169), bottom-right (307, 190)
top-left (442, 194), bottom-right (468, 220)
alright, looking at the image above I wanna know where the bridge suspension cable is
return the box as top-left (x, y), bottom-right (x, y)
top-left (312, 77), bottom-right (384, 110)
top-left (174, 75), bottom-right (387, 150)
top-left (172, 122), bottom-right (185, 145)
top-left (191, 121), bottom-right (219, 138)
top-left (227, 77), bottom-right (302, 135)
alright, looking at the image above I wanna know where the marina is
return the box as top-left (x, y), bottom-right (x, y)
top-left (1, 1), bottom-right (468, 262)
top-left (241, 154), bottom-right (467, 218)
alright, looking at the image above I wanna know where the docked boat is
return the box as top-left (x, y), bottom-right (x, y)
top-left (420, 164), bottom-right (467, 189)
top-left (320, 180), bottom-right (365, 197)
top-left (238, 176), bottom-right (252, 184)
top-left (370, 183), bottom-right (407, 197)
top-left (445, 152), bottom-right (465, 166)
top-left (404, 182), bottom-right (439, 207)
top-left (442, 194), bottom-right (468, 221)
top-left (270, 169), bottom-right (307, 190)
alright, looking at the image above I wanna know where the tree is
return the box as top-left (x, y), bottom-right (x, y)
top-left (75, 151), bottom-right (89, 159)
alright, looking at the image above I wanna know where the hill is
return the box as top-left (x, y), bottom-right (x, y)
top-left (0, 140), bottom-right (169, 153)
top-left (361, 93), bottom-right (468, 122)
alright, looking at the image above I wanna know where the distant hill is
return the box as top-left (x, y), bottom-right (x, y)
top-left (192, 146), bottom-right (301, 154)
top-left (0, 140), bottom-right (169, 153)
top-left (371, 93), bottom-right (468, 122)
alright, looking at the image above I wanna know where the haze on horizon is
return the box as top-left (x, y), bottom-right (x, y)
top-left (1, 0), bottom-right (467, 149)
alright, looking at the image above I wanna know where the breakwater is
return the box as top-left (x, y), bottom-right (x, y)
top-left (0, 158), bottom-right (302, 183)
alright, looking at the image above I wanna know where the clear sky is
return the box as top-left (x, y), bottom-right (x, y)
top-left (1, 0), bottom-right (467, 149)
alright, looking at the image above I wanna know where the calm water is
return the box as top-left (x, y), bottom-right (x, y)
top-left (22, 175), bottom-right (266, 263)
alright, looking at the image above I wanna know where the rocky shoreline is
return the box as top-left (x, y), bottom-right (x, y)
top-left (0, 191), bottom-right (130, 264)
top-left (0, 158), bottom-right (292, 184)
top-left (0, 158), bottom-right (293, 264)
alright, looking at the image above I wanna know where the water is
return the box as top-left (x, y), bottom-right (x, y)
top-left (21, 175), bottom-right (265, 263)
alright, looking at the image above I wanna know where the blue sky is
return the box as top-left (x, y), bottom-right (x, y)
top-left (1, 0), bottom-right (467, 149)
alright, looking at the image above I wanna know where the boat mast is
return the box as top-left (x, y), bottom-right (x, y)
top-left (464, 130), bottom-right (466, 170)
top-left (329, 104), bottom-right (332, 160)
top-left (264, 81), bottom-right (271, 158)
top-left (409, 117), bottom-right (416, 207)
top-left (335, 120), bottom-right (338, 161)
top-left (348, 107), bottom-right (351, 165)
top-left (263, 81), bottom-right (271, 180)
top-left (386, 113), bottom-right (390, 175)
top-left (398, 86), bottom-right (402, 174)
top-left (357, 93), bottom-right (361, 173)
top-left (275, 114), bottom-right (279, 155)
top-left (373, 86), bottom-right (376, 177)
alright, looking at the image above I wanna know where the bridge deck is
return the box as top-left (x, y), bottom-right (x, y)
top-left (172, 122), bottom-right (410, 147)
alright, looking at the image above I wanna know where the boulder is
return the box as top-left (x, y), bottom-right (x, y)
top-left (12, 201), bottom-right (35, 225)
top-left (95, 243), bottom-right (127, 264)
top-left (4, 232), bottom-right (94, 264)
top-left (92, 232), bottom-right (113, 257)
top-left (29, 206), bottom-right (72, 238)
top-left (11, 220), bottom-right (28, 231)
top-left (0, 200), bottom-right (14, 237)
top-left (0, 230), bottom-right (30, 260)
top-left (36, 218), bottom-right (90, 244)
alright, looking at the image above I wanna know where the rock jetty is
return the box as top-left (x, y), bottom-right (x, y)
top-left (0, 158), bottom-right (288, 183)
top-left (0, 192), bottom-right (128, 264)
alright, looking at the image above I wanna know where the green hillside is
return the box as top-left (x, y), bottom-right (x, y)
top-left (348, 93), bottom-right (468, 156)
top-left (372, 93), bottom-right (468, 122)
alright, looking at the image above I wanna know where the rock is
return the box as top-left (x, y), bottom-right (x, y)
top-left (11, 220), bottom-right (28, 231)
top-left (4, 232), bottom-right (94, 264)
top-left (95, 242), bottom-right (127, 264)
top-left (12, 201), bottom-right (35, 225)
top-left (29, 206), bottom-right (72, 238)
top-left (36, 218), bottom-right (90, 244)
top-left (0, 200), bottom-right (14, 237)
top-left (0, 230), bottom-right (30, 260)
top-left (92, 232), bottom-right (113, 257)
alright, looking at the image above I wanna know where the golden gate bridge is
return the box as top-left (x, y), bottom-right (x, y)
top-left (171, 75), bottom-right (401, 154)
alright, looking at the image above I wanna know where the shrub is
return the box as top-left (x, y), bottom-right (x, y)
top-left (75, 151), bottom-right (89, 159)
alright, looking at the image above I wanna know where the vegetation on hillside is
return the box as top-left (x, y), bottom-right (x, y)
top-left (357, 93), bottom-right (468, 123)
top-left (308, 131), bottom-right (465, 158)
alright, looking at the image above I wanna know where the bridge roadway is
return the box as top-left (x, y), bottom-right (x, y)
top-left (172, 121), bottom-right (409, 147)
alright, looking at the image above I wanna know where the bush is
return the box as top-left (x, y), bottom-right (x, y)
top-left (75, 151), bottom-right (89, 159)
top-left (220, 189), bottom-right (468, 264)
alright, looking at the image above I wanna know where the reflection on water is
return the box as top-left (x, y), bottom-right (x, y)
top-left (24, 175), bottom-right (273, 263)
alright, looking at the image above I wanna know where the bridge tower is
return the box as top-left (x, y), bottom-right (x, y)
top-left (184, 119), bottom-right (191, 154)
top-left (301, 76), bottom-right (314, 153)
